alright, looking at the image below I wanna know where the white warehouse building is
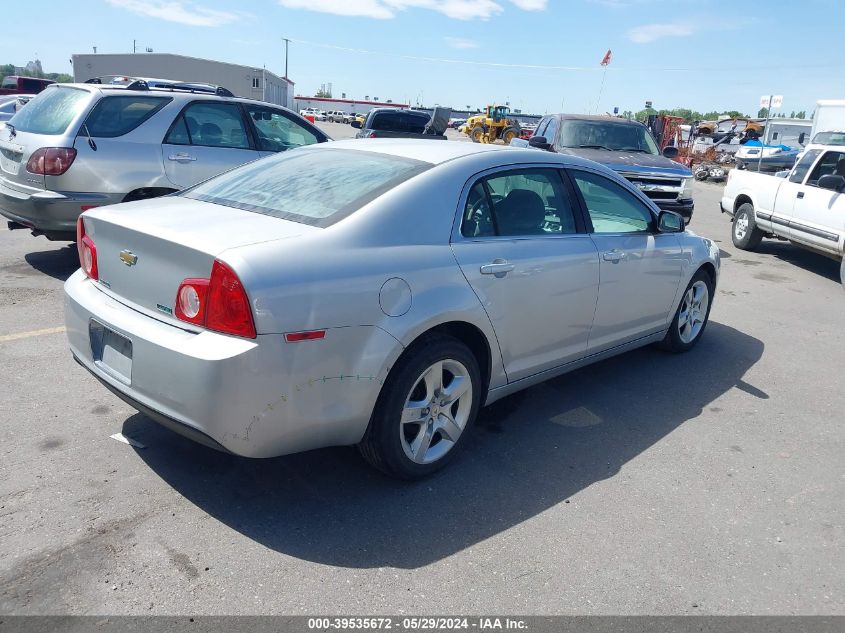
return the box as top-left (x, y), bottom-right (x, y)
top-left (71, 53), bottom-right (294, 109)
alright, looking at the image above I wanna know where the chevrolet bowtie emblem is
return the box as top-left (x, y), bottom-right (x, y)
top-left (119, 250), bottom-right (138, 266)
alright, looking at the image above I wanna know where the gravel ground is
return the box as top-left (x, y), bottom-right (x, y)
top-left (0, 138), bottom-right (842, 615)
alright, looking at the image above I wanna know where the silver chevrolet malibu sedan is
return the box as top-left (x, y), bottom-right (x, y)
top-left (65, 140), bottom-right (720, 478)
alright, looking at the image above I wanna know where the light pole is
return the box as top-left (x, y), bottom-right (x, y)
top-left (282, 38), bottom-right (290, 79)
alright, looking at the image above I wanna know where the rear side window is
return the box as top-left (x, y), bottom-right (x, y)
top-left (165, 102), bottom-right (250, 149)
top-left (183, 148), bottom-right (431, 227)
top-left (83, 96), bottom-right (170, 138)
top-left (788, 150), bottom-right (821, 184)
top-left (243, 105), bottom-right (321, 152)
top-left (1, 77), bottom-right (16, 90)
top-left (7, 87), bottom-right (89, 135)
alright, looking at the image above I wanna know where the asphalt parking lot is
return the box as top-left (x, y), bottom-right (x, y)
top-left (0, 131), bottom-right (843, 615)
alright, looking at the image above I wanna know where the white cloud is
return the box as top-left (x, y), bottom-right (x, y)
top-left (106, 0), bottom-right (241, 26)
top-left (627, 22), bottom-right (694, 43)
top-left (277, 0), bottom-right (544, 20)
top-left (510, 0), bottom-right (547, 9)
top-left (445, 36), bottom-right (480, 49)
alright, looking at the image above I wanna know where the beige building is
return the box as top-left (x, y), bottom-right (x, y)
top-left (71, 53), bottom-right (293, 108)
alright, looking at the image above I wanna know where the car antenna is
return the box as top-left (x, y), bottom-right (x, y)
top-left (82, 123), bottom-right (97, 151)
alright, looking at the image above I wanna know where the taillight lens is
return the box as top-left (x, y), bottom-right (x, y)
top-left (26, 147), bottom-right (77, 176)
top-left (76, 216), bottom-right (98, 280)
top-left (366, 131), bottom-right (377, 138)
top-left (174, 260), bottom-right (256, 339)
top-left (175, 278), bottom-right (210, 325)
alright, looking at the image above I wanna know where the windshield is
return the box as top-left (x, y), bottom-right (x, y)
top-left (7, 86), bottom-right (89, 135)
top-left (558, 120), bottom-right (659, 154)
top-left (811, 131), bottom-right (845, 146)
top-left (183, 148), bottom-right (431, 228)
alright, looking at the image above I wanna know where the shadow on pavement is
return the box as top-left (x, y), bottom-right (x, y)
top-left (124, 321), bottom-right (764, 569)
top-left (755, 240), bottom-right (841, 284)
top-left (23, 244), bottom-right (79, 281)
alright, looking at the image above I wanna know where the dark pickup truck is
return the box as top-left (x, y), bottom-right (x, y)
top-left (353, 107), bottom-right (449, 140)
top-left (511, 114), bottom-right (695, 223)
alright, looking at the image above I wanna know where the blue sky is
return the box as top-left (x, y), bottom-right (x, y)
top-left (2, 0), bottom-right (843, 115)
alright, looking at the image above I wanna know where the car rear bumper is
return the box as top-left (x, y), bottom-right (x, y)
top-left (0, 180), bottom-right (122, 235)
top-left (64, 270), bottom-right (399, 458)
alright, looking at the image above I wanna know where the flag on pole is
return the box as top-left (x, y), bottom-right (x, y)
top-left (601, 49), bottom-right (612, 66)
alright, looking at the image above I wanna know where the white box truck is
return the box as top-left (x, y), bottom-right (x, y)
top-left (810, 100), bottom-right (845, 141)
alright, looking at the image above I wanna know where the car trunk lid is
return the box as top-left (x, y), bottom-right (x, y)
top-left (84, 196), bottom-right (316, 328)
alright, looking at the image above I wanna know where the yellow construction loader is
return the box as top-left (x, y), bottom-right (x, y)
top-left (463, 104), bottom-right (522, 144)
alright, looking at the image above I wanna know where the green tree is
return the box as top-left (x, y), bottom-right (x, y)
top-left (758, 107), bottom-right (769, 118)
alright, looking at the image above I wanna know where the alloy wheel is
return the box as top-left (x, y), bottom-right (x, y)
top-left (678, 280), bottom-right (709, 344)
top-left (734, 213), bottom-right (749, 241)
top-left (400, 359), bottom-right (473, 465)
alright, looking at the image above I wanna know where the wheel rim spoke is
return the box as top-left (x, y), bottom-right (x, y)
top-left (411, 425), bottom-right (434, 461)
top-left (402, 403), bottom-right (428, 425)
top-left (421, 361), bottom-right (443, 401)
top-left (437, 413), bottom-right (463, 443)
top-left (678, 280), bottom-right (709, 343)
top-left (441, 375), bottom-right (470, 405)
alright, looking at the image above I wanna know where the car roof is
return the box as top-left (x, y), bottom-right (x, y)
top-left (551, 113), bottom-right (647, 127)
top-left (49, 83), bottom-right (294, 109)
top-left (304, 138), bottom-right (614, 172)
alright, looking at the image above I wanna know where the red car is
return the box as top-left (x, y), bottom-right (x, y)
top-left (0, 76), bottom-right (55, 96)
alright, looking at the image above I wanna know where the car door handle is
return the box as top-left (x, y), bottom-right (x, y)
top-left (480, 260), bottom-right (515, 276)
top-left (168, 153), bottom-right (197, 162)
top-left (602, 250), bottom-right (625, 263)
top-left (797, 191), bottom-right (804, 199)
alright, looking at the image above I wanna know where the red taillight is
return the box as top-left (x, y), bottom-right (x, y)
top-left (366, 131), bottom-right (377, 138)
top-left (76, 216), bottom-right (98, 280)
top-left (26, 147), bottom-right (77, 176)
top-left (175, 260), bottom-right (256, 339)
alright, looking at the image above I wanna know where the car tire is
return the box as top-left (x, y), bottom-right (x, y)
top-left (731, 202), bottom-right (764, 250)
top-left (840, 257), bottom-right (845, 290)
top-left (659, 269), bottom-right (714, 353)
top-left (359, 334), bottom-right (482, 479)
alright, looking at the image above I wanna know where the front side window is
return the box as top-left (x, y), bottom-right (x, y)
top-left (806, 151), bottom-right (845, 187)
top-left (165, 102), bottom-right (250, 149)
top-left (788, 149), bottom-right (822, 184)
top-left (244, 105), bottom-right (321, 152)
top-left (183, 148), bottom-right (431, 227)
top-left (8, 86), bottom-right (89, 135)
top-left (461, 169), bottom-right (578, 238)
top-left (571, 170), bottom-right (653, 234)
top-left (544, 117), bottom-right (559, 145)
top-left (83, 96), bottom-right (170, 137)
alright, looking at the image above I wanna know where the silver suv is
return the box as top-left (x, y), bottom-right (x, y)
top-left (0, 81), bottom-right (329, 241)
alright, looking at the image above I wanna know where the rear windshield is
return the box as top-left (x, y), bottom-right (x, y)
top-left (84, 96), bottom-right (170, 137)
top-left (183, 148), bottom-right (431, 227)
top-left (7, 86), bottom-right (89, 135)
top-left (812, 131), bottom-right (845, 146)
top-left (371, 111), bottom-right (429, 133)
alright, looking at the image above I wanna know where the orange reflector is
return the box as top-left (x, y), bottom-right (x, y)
top-left (285, 330), bottom-right (326, 343)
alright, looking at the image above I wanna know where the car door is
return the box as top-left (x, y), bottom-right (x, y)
top-left (568, 168), bottom-right (684, 353)
top-left (241, 103), bottom-right (324, 158)
top-left (786, 150), bottom-right (845, 253)
top-left (161, 101), bottom-right (257, 189)
top-left (450, 167), bottom-right (599, 382)
top-left (763, 149), bottom-right (823, 236)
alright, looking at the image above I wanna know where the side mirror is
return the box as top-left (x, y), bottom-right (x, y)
top-left (350, 120), bottom-right (362, 129)
top-left (662, 146), bottom-right (679, 159)
top-left (798, 132), bottom-right (806, 145)
top-left (528, 135), bottom-right (550, 150)
top-left (817, 174), bottom-right (845, 192)
top-left (657, 210), bottom-right (684, 233)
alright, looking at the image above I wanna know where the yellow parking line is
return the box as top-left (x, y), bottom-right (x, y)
top-left (0, 326), bottom-right (66, 343)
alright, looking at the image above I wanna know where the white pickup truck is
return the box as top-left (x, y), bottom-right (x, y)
top-left (720, 144), bottom-right (845, 285)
